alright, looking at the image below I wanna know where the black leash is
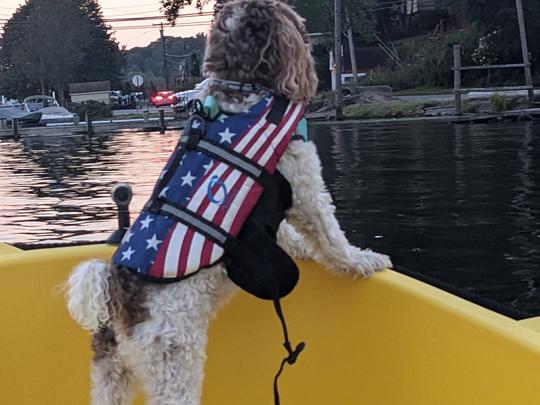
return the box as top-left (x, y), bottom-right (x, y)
top-left (272, 298), bottom-right (305, 405)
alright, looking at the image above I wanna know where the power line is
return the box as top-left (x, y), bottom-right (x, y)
top-left (0, 13), bottom-right (213, 25)
top-left (123, 29), bottom-right (151, 43)
top-left (104, 12), bottom-right (213, 23)
top-left (165, 49), bottom-right (202, 58)
top-left (101, 2), bottom-right (161, 10)
top-left (105, 10), bottom-right (166, 18)
top-left (110, 22), bottom-right (211, 30)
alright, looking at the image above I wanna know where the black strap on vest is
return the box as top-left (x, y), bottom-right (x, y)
top-left (266, 96), bottom-right (290, 125)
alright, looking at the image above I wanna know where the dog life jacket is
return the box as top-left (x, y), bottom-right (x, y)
top-left (112, 94), bottom-right (307, 405)
top-left (112, 95), bottom-right (305, 289)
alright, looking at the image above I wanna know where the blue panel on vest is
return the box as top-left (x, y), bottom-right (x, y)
top-left (112, 96), bottom-right (274, 277)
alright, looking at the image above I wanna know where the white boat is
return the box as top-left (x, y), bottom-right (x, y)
top-left (22, 95), bottom-right (75, 125)
top-left (0, 104), bottom-right (42, 124)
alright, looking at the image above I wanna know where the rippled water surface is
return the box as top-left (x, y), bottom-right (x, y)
top-left (1, 121), bottom-right (539, 314)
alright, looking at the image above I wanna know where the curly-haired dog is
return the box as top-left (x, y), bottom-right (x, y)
top-left (66, 1), bottom-right (392, 404)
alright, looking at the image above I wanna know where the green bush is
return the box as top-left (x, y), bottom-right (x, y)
top-left (73, 100), bottom-right (113, 120)
top-left (362, 25), bottom-right (483, 91)
top-left (490, 93), bottom-right (508, 112)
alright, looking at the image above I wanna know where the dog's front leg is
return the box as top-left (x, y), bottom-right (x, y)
top-left (278, 141), bottom-right (392, 277)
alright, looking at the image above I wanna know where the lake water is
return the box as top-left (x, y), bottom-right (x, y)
top-left (1, 120), bottom-right (539, 315)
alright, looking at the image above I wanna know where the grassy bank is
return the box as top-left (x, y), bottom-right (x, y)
top-left (394, 87), bottom-right (452, 96)
top-left (344, 100), bottom-right (430, 119)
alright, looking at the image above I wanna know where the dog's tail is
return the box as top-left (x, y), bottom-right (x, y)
top-left (66, 260), bottom-right (111, 332)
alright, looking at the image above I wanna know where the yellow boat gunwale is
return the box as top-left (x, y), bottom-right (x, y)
top-left (1, 243), bottom-right (539, 405)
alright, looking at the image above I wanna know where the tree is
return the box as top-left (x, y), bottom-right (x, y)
top-left (161, 0), bottom-right (225, 22)
top-left (73, 0), bottom-right (125, 86)
top-left (0, 0), bottom-right (123, 101)
top-left (447, 0), bottom-right (540, 82)
top-left (125, 35), bottom-right (206, 91)
top-left (161, 0), bottom-right (376, 38)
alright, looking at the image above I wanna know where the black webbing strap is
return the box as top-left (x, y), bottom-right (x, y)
top-left (207, 79), bottom-right (270, 95)
top-left (267, 96), bottom-right (290, 125)
top-left (195, 139), bottom-right (264, 179)
top-left (148, 201), bottom-right (228, 245)
top-left (144, 115), bottom-right (205, 211)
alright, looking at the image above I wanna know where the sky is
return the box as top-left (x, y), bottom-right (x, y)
top-left (0, 0), bottom-right (214, 49)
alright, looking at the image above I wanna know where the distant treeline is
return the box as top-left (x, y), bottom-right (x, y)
top-left (124, 35), bottom-right (206, 93)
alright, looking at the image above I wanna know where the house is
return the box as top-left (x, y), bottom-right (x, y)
top-left (69, 81), bottom-right (112, 104)
top-left (405, 0), bottom-right (445, 14)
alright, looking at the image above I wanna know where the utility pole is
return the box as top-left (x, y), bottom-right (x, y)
top-left (347, 26), bottom-right (358, 82)
top-left (334, 0), bottom-right (343, 120)
top-left (160, 22), bottom-right (170, 90)
top-left (515, 0), bottom-right (534, 105)
top-left (345, 9), bottom-right (358, 82)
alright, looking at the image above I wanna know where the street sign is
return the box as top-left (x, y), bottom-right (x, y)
top-left (132, 75), bottom-right (144, 87)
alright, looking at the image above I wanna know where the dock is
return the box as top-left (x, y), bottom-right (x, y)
top-left (451, 108), bottom-right (540, 124)
top-left (0, 116), bottom-right (184, 139)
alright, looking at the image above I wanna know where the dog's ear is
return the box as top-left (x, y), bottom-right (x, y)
top-left (203, 0), bottom-right (318, 104)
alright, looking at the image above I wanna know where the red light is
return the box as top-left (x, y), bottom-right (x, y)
top-left (154, 95), bottom-right (163, 101)
top-left (168, 95), bottom-right (174, 100)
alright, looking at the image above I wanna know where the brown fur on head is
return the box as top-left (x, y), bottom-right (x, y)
top-left (203, 0), bottom-right (318, 105)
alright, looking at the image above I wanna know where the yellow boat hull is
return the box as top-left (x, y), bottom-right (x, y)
top-left (1, 244), bottom-right (539, 404)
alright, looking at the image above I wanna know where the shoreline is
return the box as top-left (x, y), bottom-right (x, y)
top-left (1, 108), bottom-right (539, 139)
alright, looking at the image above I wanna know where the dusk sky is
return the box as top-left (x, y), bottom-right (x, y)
top-left (0, 0), bottom-right (214, 49)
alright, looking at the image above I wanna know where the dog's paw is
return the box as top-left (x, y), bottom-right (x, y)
top-left (331, 247), bottom-right (392, 278)
top-left (353, 248), bottom-right (392, 277)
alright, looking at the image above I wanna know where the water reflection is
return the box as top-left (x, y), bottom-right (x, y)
top-left (1, 121), bottom-right (539, 314)
top-left (310, 121), bottom-right (540, 314)
top-left (0, 131), bottom-right (179, 243)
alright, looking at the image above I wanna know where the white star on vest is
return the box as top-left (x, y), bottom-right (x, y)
top-left (121, 246), bottom-right (135, 261)
top-left (181, 171), bottom-right (196, 187)
top-left (203, 161), bottom-right (213, 175)
top-left (218, 127), bottom-right (236, 144)
top-left (158, 186), bottom-right (170, 198)
top-left (146, 234), bottom-right (162, 251)
top-left (122, 230), bottom-right (134, 245)
top-left (140, 215), bottom-right (154, 230)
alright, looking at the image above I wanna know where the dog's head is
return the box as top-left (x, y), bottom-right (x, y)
top-left (203, 0), bottom-right (318, 105)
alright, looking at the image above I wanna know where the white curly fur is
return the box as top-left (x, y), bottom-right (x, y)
top-left (66, 1), bottom-right (392, 403)
top-left (67, 259), bottom-right (110, 332)
top-left (277, 141), bottom-right (392, 277)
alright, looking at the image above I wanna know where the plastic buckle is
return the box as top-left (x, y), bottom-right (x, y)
top-left (284, 341), bottom-right (305, 365)
top-left (185, 115), bottom-right (206, 150)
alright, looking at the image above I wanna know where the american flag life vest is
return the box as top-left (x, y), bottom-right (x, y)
top-left (112, 95), bottom-right (305, 282)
